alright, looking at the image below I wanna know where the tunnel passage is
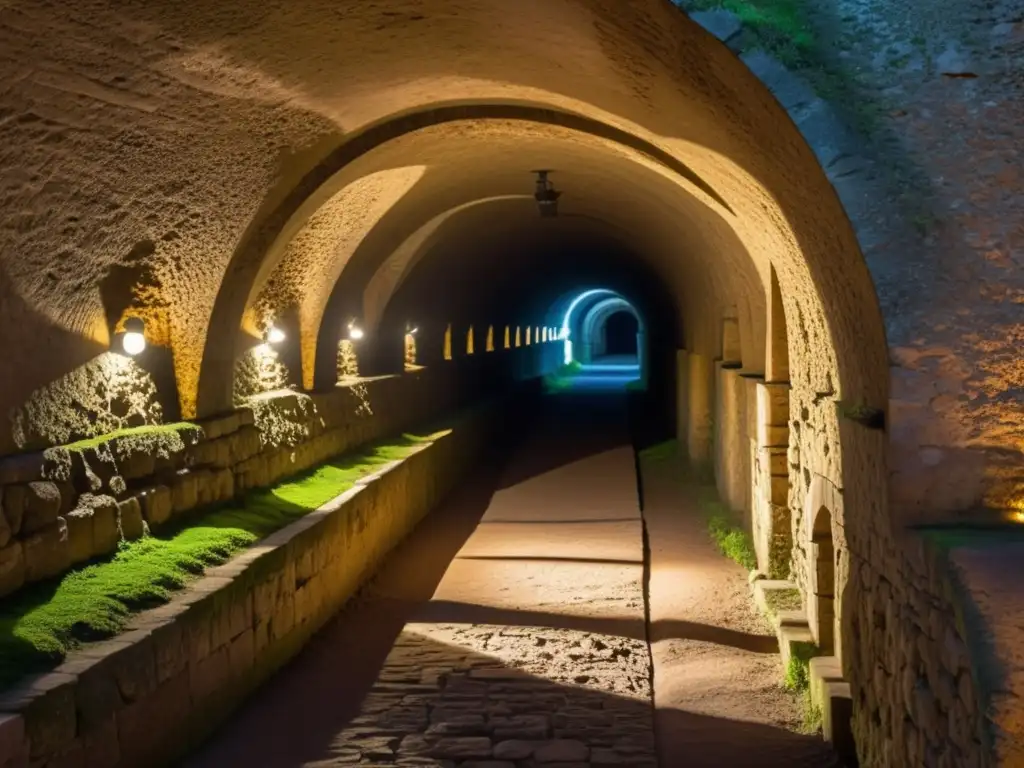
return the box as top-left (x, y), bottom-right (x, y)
top-left (600, 310), bottom-right (639, 359)
top-left (2, 0), bottom-right (1006, 766)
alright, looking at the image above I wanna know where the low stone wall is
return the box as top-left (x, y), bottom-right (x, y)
top-left (0, 391), bottom-right (513, 768)
top-left (845, 528), bottom-right (992, 768)
top-left (0, 362), bottom-right (491, 600)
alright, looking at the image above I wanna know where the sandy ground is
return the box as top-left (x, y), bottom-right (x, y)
top-left (641, 448), bottom-right (839, 768)
top-left (185, 379), bottom-right (836, 767)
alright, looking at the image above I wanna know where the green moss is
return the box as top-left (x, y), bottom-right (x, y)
top-left (0, 427), bottom-right (447, 690)
top-left (697, 486), bottom-right (758, 571)
top-left (542, 360), bottom-right (584, 393)
top-left (784, 641), bottom-right (818, 692)
top-left (64, 422), bottom-right (202, 455)
top-left (638, 439), bottom-right (679, 462)
top-left (800, 691), bottom-right (823, 734)
top-left (764, 587), bottom-right (803, 616)
top-left (673, 0), bottom-right (884, 136)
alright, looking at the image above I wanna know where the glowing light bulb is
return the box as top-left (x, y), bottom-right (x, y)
top-left (266, 326), bottom-right (286, 345)
top-left (121, 317), bottom-right (146, 356)
top-left (408, 327), bottom-right (418, 335)
top-left (349, 326), bottom-right (365, 340)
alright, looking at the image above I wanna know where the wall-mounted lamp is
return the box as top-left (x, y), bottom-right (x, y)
top-left (266, 325), bottom-right (286, 345)
top-left (122, 317), bottom-right (146, 356)
top-left (348, 324), bottom-right (365, 340)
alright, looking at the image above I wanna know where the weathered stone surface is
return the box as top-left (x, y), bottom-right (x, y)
top-left (493, 739), bottom-right (535, 759)
top-left (118, 497), bottom-right (145, 541)
top-left (0, 541), bottom-right (26, 597)
top-left (533, 739), bottom-right (589, 762)
top-left (65, 508), bottom-right (95, 565)
top-left (429, 737), bottom-right (492, 759)
top-left (138, 485), bottom-right (172, 527)
top-left (22, 519), bottom-right (69, 582)
top-left (17, 481), bottom-right (62, 536)
top-left (690, 10), bottom-right (742, 45)
top-left (171, 471), bottom-right (199, 515)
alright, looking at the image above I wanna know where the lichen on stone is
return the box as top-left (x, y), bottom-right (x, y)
top-left (9, 353), bottom-right (163, 452)
top-left (233, 344), bottom-right (291, 404)
top-left (247, 390), bottom-right (316, 450)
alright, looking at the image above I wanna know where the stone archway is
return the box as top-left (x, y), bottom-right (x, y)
top-left (811, 505), bottom-right (836, 655)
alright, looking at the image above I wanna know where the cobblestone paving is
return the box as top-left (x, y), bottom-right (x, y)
top-left (326, 623), bottom-right (656, 767)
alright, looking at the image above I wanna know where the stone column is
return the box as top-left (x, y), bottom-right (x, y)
top-left (686, 353), bottom-right (715, 472)
top-left (675, 349), bottom-right (689, 446)
top-left (754, 381), bottom-right (792, 577)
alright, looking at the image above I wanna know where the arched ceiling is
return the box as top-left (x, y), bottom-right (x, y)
top-left (0, 0), bottom-right (887, 460)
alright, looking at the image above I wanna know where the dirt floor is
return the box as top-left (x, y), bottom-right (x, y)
top-left (185, 381), bottom-right (837, 767)
top-left (640, 447), bottom-right (839, 768)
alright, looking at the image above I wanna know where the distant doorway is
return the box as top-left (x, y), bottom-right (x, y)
top-left (602, 310), bottom-right (639, 358)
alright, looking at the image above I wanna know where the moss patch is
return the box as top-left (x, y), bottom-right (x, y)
top-left (638, 439), bottom-right (679, 463)
top-left (698, 486), bottom-right (758, 572)
top-left (0, 426), bottom-right (447, 691)
top-left (763, 586), bottom-right (803, 617)
top-left (673, 0), bottom-right (884, 136)
top-left (542, 360), bottom-right (583, 393)
top-left (64, 422), bottom-right (202, 456)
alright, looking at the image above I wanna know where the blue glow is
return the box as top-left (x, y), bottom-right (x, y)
top-left (560, 288), bottom-right (620, 365)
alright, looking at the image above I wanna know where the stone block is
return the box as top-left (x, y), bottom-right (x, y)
top-left (0, 714), bottom-right (28, 767)
top-left (92, 497), bottom-right (119, 557)
top-left (118, 498), bottom-right (145, 541)
top-left (171, 471), bottom-right (199, 515)
top-left (0, 541), bottom-right (26, 597)
top-left (18, 481), bottom-right (62, 536)
top-left (0, 672), bottom-right (78, 762)
top-left (65, 508), bottom-right (96, 566)
top-left (69, 451), bottom-right (103, 493)
top-left (0, 453), bottom-right (44, 485)
top-left (138, 485), bottom-right (172, 527)
top-left (230, 426), bottom-right (262, 465)
top-left (117, 450), bottom-right (155, 482)
top-left (192, 469), bottom-right (218, 507)
top-left (80, 716), bottom-right (119, 768)
top-left (23, 519), bottom-right (70, 582)
top-left (768, 475), bottom-right (789, 505)
top-left (758, 421), bottom-right (790, 448)
top-left (116, 671), bottom-right (190, 768)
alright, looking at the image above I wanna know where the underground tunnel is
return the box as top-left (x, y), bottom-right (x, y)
top-left (0, 0), bottom-right (1022, 767)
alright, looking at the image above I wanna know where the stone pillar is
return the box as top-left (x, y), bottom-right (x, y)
top-left (675, 349), bottom-right (689, 446)
top-left (715, 364), bottom-right (747, 514)
top-left (686, 353), bottom-right (715, 471)
top-left (753, 381), bottom-right (792, 577)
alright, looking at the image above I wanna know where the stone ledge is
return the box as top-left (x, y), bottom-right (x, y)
top-left (808, 656), bottom-right (856, 764)
top-left (0, 396), bottom-right (510, 768)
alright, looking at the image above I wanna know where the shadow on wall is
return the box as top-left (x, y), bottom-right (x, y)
top-left (0, 257), bottom-right (186, 455)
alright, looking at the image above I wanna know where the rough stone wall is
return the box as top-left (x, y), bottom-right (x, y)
top-left (843, 529), bottom-right (992, 767)
top-left (0, 364), bottom-right (489, 601)
top-left (7, 354), bottom-right (164, 454)
top-left (0, 395), bottom-right (507, 768)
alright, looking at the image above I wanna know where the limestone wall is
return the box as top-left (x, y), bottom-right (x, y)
top-left (0, 390), bottom-right (510, 768)
top-left (675, 350), bottom-right (993, 766)
top-left (0, 361), bottom-right (498, 601)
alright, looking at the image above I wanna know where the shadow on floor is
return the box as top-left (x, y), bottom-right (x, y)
top-left (495, 392), bottom-right (632, 489)
top-left (182, 458), bottom-right (505, 768)
top-left (414, 600), bottom-right (778, 654)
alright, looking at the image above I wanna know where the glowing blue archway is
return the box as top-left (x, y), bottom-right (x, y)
top-left (560, 288), bottom-right (620, 364)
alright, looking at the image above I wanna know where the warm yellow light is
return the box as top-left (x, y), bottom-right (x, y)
top-left (266, 326), bottom-right (286, 344)
top-left (122, 332), bottom-right (146, 356)
top-left (121, 317), bottom-right (146, 356)
top-left (349, 326), bottom-right (365, 340)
